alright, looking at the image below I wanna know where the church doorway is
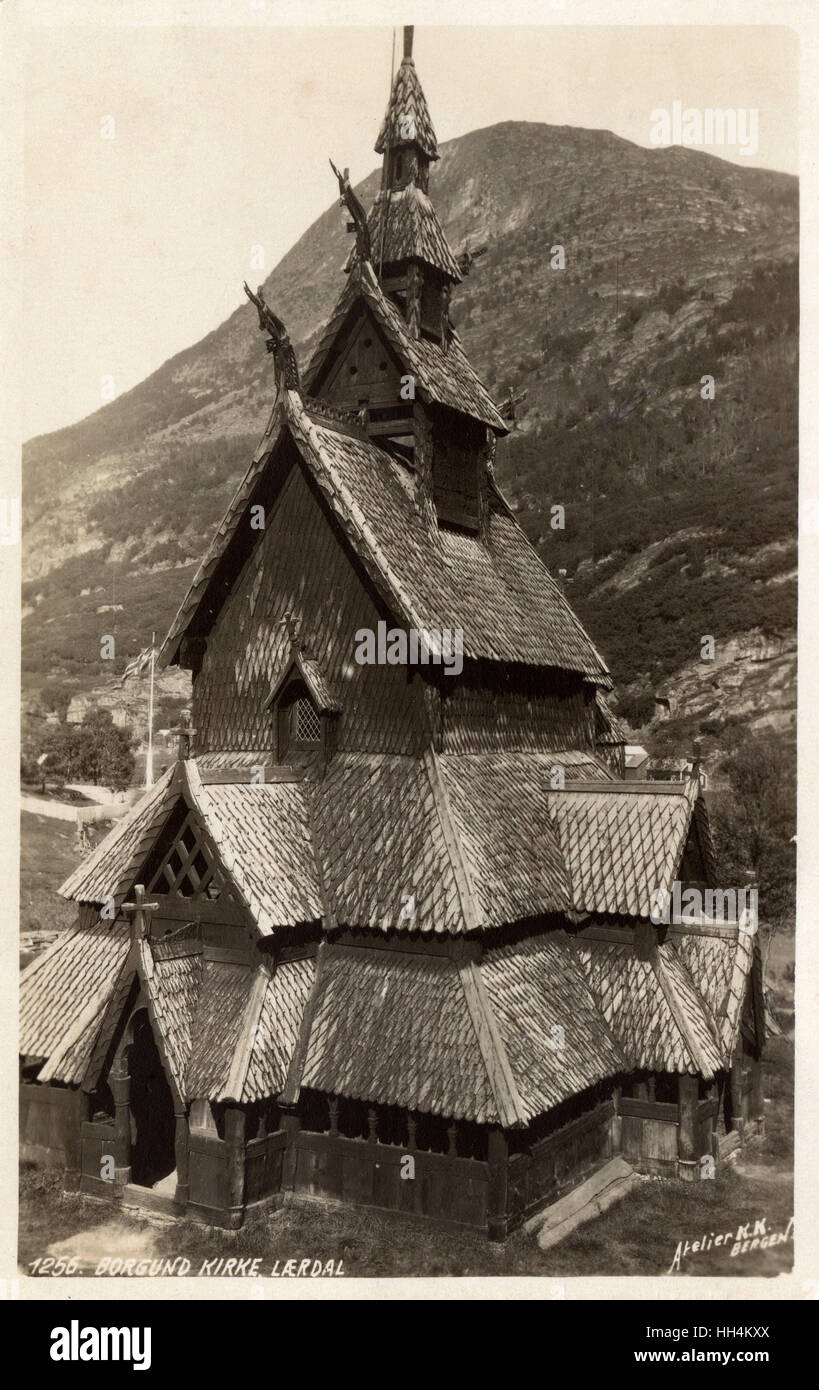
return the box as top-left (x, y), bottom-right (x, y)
top-left (128, 1009), bottom-right (176, 1188)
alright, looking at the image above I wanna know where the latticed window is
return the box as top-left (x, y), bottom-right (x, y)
top-left (292, 695), bottom-right (321, 743)
top-left (141, 804), bottom-right (234, 902)
top-left (275, 679), bottom-right (324, 757)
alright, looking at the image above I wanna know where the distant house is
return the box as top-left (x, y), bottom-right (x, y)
top-left (624, 744), bottom-right (650, 780)
top-left (65, 697), bottom-right (90, 725)
top-left (66, 695), bottom-right (131, 731)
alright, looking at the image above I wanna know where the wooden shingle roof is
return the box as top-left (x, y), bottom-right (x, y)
top-left (20, 908), bottom-right (131, 1080)
top-left (375, 55), bottom-right (438, 159)
top-left (56, 759), bottom-right (711, 935)
top-left (549, 780), bottom-right (701, 918)
top-left (573, 937), bottom-right (725, 1078)
top-left (353, 187), bottom-right (462, 280)
top-left (57, 760), bottom-right (323, 935)
top-left (161, 387), bottom-right (609, 681)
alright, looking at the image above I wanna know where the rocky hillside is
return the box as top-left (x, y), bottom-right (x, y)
top-left (22, 122), bottom-right (798, 758)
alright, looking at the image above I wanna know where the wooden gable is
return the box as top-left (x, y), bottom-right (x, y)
top-left (192, 459), bottom-right (423, 757)
top-left (319, 309), bottom-right (413, 445)
top-left (140, 800), bottom-right (238, 908)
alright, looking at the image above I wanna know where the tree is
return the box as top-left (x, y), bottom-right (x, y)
top-left (35, 708), bottom-right (135, 792)
top-left (711, 735), bottom-right (796, 926)
top-left (39, 680), bottom-right (73, 722)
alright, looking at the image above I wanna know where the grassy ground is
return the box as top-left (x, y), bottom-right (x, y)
top-left (19, 810), bottom-right (111, 944)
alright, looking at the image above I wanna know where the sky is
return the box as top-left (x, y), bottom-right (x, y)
top-left (19, 17), bottom-right (798, 440)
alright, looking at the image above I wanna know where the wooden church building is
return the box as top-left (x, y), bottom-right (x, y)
top-left (20, 28), bottom-right (765, 1239)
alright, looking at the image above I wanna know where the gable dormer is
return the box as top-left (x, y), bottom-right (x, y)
top-left (265, 647), bottom-right (341, 764)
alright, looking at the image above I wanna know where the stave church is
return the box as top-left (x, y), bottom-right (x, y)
top-left (20, 27), bottom-right (765, 1239)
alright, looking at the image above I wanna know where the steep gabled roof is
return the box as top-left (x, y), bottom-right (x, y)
top-left (160, 388), bottom-right (609, 680)
top-left (58, 759), bottom-right (323, 935)
top-left (376, 54), bottom-right (438, 160)
top-left (265, 649), bottom-right (341, 714)
top-left (288, 392), bottom-right (609, 677)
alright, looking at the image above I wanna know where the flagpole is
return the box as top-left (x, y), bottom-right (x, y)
top-left (145, 631), bottom-right (155, 789)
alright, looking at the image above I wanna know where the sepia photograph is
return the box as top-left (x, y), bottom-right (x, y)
top-left (5, 0), bottom-right (810, 1321)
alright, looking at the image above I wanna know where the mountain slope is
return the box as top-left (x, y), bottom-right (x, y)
top-left (22, 121), bottom-right (798, 753)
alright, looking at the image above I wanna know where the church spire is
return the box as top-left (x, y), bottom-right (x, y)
top-left (376, 25), bottom-right (439, 189)
top-left (367, 25), bottom-right (461, 342)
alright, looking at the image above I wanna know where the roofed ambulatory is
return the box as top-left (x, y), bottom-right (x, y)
top-left (21, 26), bottom-right (765, 1239)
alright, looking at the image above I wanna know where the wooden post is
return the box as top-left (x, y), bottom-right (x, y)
top-left (447, 1123), bottom-right (458, 1158)
top-left (611, 1084), bottom-right (623, 1156)
top-left (487, 1127), bottom-right (509, 1242)
top-left (677, 1073), bottom-right (699, 1182)
top-left (65, 1090), bottom-right (90, 1191)
top-left (174, 1107), bottom-right (189, 1208)
top-left (224, 1106), bottom-right (246, 1226)
top-left (730, 1054), bottom-right (746, 1139)
top-left (280, 1104), bottom-right (301, 1192)
top-left (110, 1060), bottom-right (132, 1189)
top-left (750, 1053), bottom-right (765, 1135)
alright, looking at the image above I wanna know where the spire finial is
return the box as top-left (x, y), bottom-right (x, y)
top-left (403, 25), bottom-right (414, 61)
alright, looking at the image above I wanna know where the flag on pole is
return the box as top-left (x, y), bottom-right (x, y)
top-left (120, 643), bottom-right (156, 684)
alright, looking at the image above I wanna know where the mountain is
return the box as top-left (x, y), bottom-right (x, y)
top-left (22, 122), bottom-right (798, 759)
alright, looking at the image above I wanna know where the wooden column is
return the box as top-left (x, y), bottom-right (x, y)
top-left (280, 1104), bottom-right (301, 1192)
top-left (224, 1106), bottom-right (246, 1227)
top-left (751, 1053), bottom-right (765, 1135)
top-left (729, 1054), bottom-right (746, 1139)
top-left (110, 1062), bottom-right (132, 1189)
top-left (487, 1127), bottom-right (509, 1242)
top-left (611, 1085), bottom-right (623, 1156)
top-left (64, 1090), bottom-right (90, 1191)
top-left (677, 1074), bottom-right (700, 1182)
top-left (174, 1107), bottom-right (190, 1209)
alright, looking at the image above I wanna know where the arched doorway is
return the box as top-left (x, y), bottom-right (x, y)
top-left (128, 1009), bottom-right (176, 1188)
